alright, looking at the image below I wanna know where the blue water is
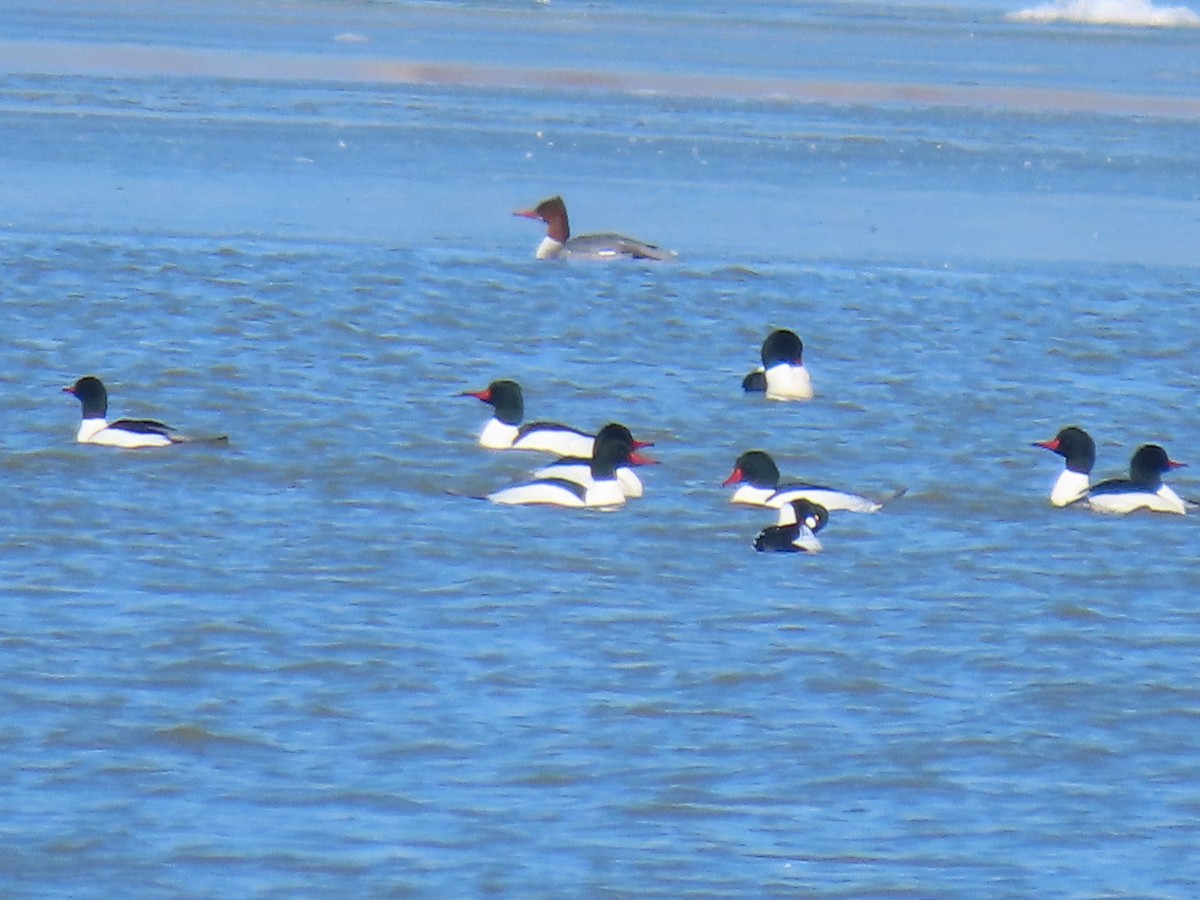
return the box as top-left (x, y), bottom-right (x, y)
top-left (3, 0), bottom-right (1200, 896)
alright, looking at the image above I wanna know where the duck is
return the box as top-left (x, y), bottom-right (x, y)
top-left (1032, 425), bottom-right (1095, 507)
top-left (461, 379), bottom-right (596, 456)
top-left (723, 450), bottom-right (889, 513)
top-left (513, 195), bottom-right (675, 261)
top-left (741, 329), bottom-right (813, 401)
top-left (487, 426), bottom-right (655, 508)
top-left (753, 499), bottom-right (829, 553)
top-left (63, 376), bottom-right (227, 449)
top-left (530, 423), bottom-right (655, 498)
top-left (1088, 444), bottom-right (1189, 515)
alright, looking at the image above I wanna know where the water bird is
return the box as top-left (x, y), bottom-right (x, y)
top-left (461, 379), bottom-right (596, 456)
top-left (513, 195), bottom-right (675, 261)
top-left (753, 499), bottom-right (829, 553)
top-left (63, 376), bottom-right (228, 449)
top-left (1032, 426), bottom-right (1095, 507)
top-left (1088, 444), bottom-right (1189, 515)
top-left (487, 426), bottom-right (656, 508)
top-left (530, 423), bottom-right (655, 498)
top-left (741, 329), bottom-right (813, 401)
top-left (723, 449), bottom-right (891, 514)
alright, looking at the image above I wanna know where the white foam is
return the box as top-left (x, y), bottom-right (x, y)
top-left (1009, 0), bottom-right (1200, 26)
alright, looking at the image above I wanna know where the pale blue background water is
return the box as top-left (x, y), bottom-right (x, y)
top-left (2, 0), bottom-right (1200, 896)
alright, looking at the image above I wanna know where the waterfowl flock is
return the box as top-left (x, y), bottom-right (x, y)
top-left (1035, 427), bottom-right (1191, 516)
top-left (62, 195), bottom-right (1194, 552)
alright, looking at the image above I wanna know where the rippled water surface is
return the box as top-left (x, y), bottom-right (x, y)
top-left (3, 0), bottom-right (1200, 896)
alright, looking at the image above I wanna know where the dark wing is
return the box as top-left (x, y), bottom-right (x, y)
top-left (742, 370), bottom-right (767, 392)
top-left (611, 237), bottom-right (674, 261)
top-left (1088, 477), bottom-right (1133, 496)
top-left (754, 524), bottom-right (802, 553)
top-left (517, 421), bottom-right (592, 440)
top-left (110, 417), bottom-right (179, 439)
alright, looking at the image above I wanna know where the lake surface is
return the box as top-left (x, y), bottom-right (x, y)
top-left (2, 0), bottom-right (1200, 895)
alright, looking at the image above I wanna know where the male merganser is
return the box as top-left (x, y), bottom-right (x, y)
top-left (487, 427), bottom-right (655, 508)
top-left (1032, 426), bottom-right (1095, 507)
top-left (514, 195), bottom-right (675, 261)
top-left (741, 329), bottom-right (813, 401)
top-left (461, 379), bottom-right (595, 456)
top-left (531, 423), bottom-right (656, 498)
top-left (1088, 444), bottom-right (1189, 515)
top-left (63, 376), bottom-right (227, 449)
top-left (753, 499), bottom-right (829, 553)
top-left (722, 450), bottom-right (888, 513)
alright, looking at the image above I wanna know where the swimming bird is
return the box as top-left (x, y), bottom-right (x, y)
top-left (753, 499), bottom-right (829, 553)
top-left (530, 423), bottom-right (656, 498)
top-left (461, 379), bottom-right (595, 456)
top-left (1088, 444), bottom-right (1189, 515)
top-left (487, 426), bottom-right (656, 508)
top-left (63, 376), bottom-right (228, 449)
top-left (513, 195), bottom-right (675, 261)
top-left (1032, 426), bottom-right (1095, 507)
top-left (741, 329), bottom-right (813, 401)
top-left (722, 449), bottom-right (889, 513)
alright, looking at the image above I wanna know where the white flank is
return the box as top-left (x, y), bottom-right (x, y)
top-left (791, 526), bottom-right (824, 553)
top-left (1087, 490), bottom-right (1186, 515)
top-left (511, 428), bottom-right (596, 458)
top-left (78, 419), bottom-right (174, 449)
top-left (488, 481), bottom-right (585, 507)
top-left (768, 486), bottom-right (880, 514)
top-left (488, 477), bottom-right (627, 509)
top-left (532, 462), bottom-right (645, 498)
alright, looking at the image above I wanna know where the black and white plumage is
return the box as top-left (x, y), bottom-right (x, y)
top-left (461, 379), bottom-right (596, 457)
top-left (531, 423), bottom-right (655, 498)
top-left (63, 376), bottom-right (227, 449)
top-left (487, 424), bottom-right (655, 508)
top-left (753, 499), bottom-right (829, 553)
top-left (741, 329), bottom-right (813, 401)
top-left (513, 195), bottom-right (675, 261)
top-left (1033, 426), bottom-right (1095, 507)
top-left (1088, 444), bottom-right (1189, 515)
top-left (723, 449), bottom-right (889, 514)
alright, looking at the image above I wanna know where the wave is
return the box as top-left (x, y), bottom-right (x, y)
top-left (1008, 0), bottom-right (1200, 25)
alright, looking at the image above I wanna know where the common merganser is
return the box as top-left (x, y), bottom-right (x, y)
top-left (753, 499), bottom-right (829, 553)
top-left (63, 376), bottom-right (227, 449)
top-left (722, 450), bottom-right (889, 513)
top-left (531, 423), bottom-right (656, 498)
top-left (462, 379), bottom-right (595, 456)
top-left (741, 329), bottom-right (813, 401)
top-left (1032, 426), bottom-right (1095, 507)
top-left (1088, 444), bottom-right (1188, 515)
top-left (514, 195), bottom-right (675, 261)
top-left (487, 426), bottom-right (655, 508)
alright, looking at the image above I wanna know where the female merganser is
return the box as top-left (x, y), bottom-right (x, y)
top-left (753, 499), bottom-right (829, 553)
top-left (487, 427), bottom-right (655, 508)
top-left (514, 195), bottom-right (675, 261)
top-left (1088, 444), bottom-right (1189, 515)
top-left (461, 379), bottom-right (595, 456)
top-left (63, 376), bottom-right (227, 449)
top-left (722, 450), bottom-right (887, 513)
top-left (741, 329), bottom-right (813, 401)
top-left (530, 423), bottom-right (656, 498)
top-left (1032, 426), bottom-right (1095, 507)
